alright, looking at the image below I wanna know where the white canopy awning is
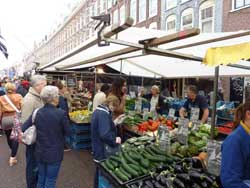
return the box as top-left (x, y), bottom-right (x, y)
top-left (40, 27), bottom-right (250, 78)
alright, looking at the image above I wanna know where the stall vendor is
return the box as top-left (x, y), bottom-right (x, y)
top-left (141, 85), bottom-right (165, 114)
top-left (179, 85), bottom-right (209, 123)
top-left (221, 102), bottom-right (250, 188)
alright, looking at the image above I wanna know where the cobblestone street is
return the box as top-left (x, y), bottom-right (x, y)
top-left (0, 135), bottom-right (94, 188)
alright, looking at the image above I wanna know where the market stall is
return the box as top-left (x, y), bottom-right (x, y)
top-left (36, 16), bottom-right (250, 187)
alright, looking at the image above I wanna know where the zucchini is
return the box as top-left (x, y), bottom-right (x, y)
top-left (109, 155), bottom-right (122, 163)
top-left (119, 167), bottom-right (132, 179)
top-left (150, 145), bottom-right (167, 155)
top-left (140, 157), bottom-right (150, 168)
top-left (123, 152), bottom-right (139, 165)
top-left (114, 168), bottom-right (129, 182)
top-left (129, 164), bottom-right (141, 172)
top-left (140, 166), bottom-right (148, 175)
top-left (145, 147), bottom-right (155, 156)
top-left (109, 160), bottom-right (119, 168)
top-left (129, 151), bottom-right (141, 161)
top-left (145, 154), bottom-right (167, 162)
top-left (121, 159), bottom-right (139, 177)
top-left (104, 159), bottom-right (114, 171)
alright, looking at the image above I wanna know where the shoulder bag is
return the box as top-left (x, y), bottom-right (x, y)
top-left (21, 108), bottom-right (39, 145)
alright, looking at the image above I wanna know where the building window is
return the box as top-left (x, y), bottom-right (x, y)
top-left (181, 8), bottom-right (193, 30)
top-left (166, 14), bottom-right (176, 33)
top-left (120, 5), bottom-right (126, 24)
top-left (234, 0), bottom-right (250, 9)
top-left (113, 9), bottom-right (119, 25)
top-left (130, 0), bottom-right (137, 24)
top-left (149, 0), bottom-right (157, 17)
top-left (199, 0), bottom-right (214, 33)
top-left (166, 0), bottom-right (177, 10)
top-left (139, 0), bottom-right (146, 22)
top-left (107, 0), bottom-right (112, 9)
top-left (149, 22), bottom-right (157, 29)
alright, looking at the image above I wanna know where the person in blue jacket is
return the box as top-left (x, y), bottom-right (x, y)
top-left (22, 86), bottom-right (71, 188)
top-left (221, 102), bottom-right (250, 188)
top-left (91, 95), bottom-right (122, 188)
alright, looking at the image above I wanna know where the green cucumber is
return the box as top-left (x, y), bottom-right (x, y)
top-left (105, 159), bottom-right (114, 171)
top-left (129, 151), bottom-right (141, 161)
top-left (121, 159), bottom-right (139, 177)
top-left (129, 164), bottom-right (141, 172)
top-left (140, 157), bottom-right (150, 168)
top-left (145, 154), bottom-right (167, 162)
top-left (109, 155), bottom-right (122, 163)
top-left (150, 145), bottom-right (167, 155)
top-left (140, 166), bottom-right (148, 175)
top-left (109, 160), bottom-right (119, 168)
top-left (123, 152), bottom-right (139, 165)
top-left (114, 168), bottom-right (129, 182)
top-left (119, 167), bottom-right (132, 179)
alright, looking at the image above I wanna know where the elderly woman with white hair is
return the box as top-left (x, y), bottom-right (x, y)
top-left (140, 85), bottom-right (166, 114)
top-left (22, 86), bottom-right (71, 188)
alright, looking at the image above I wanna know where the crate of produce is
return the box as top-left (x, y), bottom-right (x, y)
top-left (70, 140), bottom-right (91, 150)
top-left (71, 132), bottom-right (91, 142)
top-left (70, 121), bottom-right (91, 133)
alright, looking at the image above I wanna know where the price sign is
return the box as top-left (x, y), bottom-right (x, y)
top-left (67, 77), bottom-right (77, 87)
top-left (207, 140), bottom-right (222, 176)
top-left (168, 108), bottom-right (176, 119)
top-left (177, 118), bottom-right (189, 145)
top-left (190, 107), bottom-right (200, 121)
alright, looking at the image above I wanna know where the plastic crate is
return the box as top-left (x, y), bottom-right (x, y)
top-left (70, 122), bottom-right (91, 133)
top-left (71, 132), bottom-right (91, 142)
top-left (99, 174), bottom-right (114, 188)
top-left (70, 140), bottom-right (91, 150)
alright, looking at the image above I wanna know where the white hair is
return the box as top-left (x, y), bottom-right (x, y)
top-left (40, 86), bottom-right (59, 104)
top-left (30, 75), bottom-right (46, 87)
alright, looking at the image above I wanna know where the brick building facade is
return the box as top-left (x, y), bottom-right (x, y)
top-left (24, 0), bottom-right (162, 69)
top-left (222, 0), bottom-right (250, 31)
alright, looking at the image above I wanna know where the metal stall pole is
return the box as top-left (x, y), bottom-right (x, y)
top-left (94, 67), bottom-right (97, 95)
top-left (120, 59), bottom-right (123, 77)
top-left (211, 66), bottom-right (220, 139)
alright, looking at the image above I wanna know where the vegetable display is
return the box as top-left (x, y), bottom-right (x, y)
top-left (69, 110), bottom-right (92, 123)
top-left (127, 158), bottom-right (221, 188)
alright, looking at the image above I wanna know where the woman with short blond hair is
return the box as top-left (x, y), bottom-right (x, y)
top-left (0, 82), bottom-right (22, 166)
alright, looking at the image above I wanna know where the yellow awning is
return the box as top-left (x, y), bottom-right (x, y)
top-left (202, 42), bottom-right (250, 66)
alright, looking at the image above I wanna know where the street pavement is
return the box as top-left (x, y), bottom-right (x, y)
top-left (0, 135), bottom-right (95, 188)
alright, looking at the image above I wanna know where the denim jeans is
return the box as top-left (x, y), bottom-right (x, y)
top-left (26, 145), bottom-right (38, 188)
top-left (37, 161), bottom-right (61, 188)
top-left (5, 129), bottom-right (19, 157)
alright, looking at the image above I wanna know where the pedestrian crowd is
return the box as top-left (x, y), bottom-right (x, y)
top-left (0, 75), bottom-right (71, 188)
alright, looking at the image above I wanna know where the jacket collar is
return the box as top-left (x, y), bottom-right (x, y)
top-left (241, 121), bottom-right (250, 135)
top-left (96, 104), bottom-right (111, 114)
top-left (29, 87), bottom-right (40, 98)
top-left (44, 103), bottom-right (56, 108)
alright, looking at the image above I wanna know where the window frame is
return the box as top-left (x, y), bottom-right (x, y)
top-left (130, 0), bottom-right (137, 24)
top-left (139, 0), bottom-right (147, 22)
top-left (181, 8), bottom-right (193, 30)
top-left (119, 4), bottom-right (126, 24)
top-left (166, 0), bottom-right (177, 10)
top-left (166, 14), bottom-right (177, 33)
top-left (199, 0), bottom-right (215, 33)
top-left (233, 0), bottom-right (250, 9)
top-left (149, 0), bottom-right (158, 18)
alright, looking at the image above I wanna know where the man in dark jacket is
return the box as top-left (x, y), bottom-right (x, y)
top-left (91, 95), bottom-right (122, 188)
top-left (16, 80), bottom-right (29, 97)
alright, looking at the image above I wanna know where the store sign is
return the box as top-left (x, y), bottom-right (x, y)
top-left (67, 77), bottom-right (77, 87)
top-left (177, 118), bottom-right (189, 145)
top-left (190, 107), bottom-right (200, 121)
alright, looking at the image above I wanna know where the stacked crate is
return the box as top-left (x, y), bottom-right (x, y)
top-left (66, 121), bottom-right (91, 150)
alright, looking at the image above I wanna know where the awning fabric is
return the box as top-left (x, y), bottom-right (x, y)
top-left (40, 28), bottom-right (250, 78)
top-left (203, 42), bottom-right (250, 66)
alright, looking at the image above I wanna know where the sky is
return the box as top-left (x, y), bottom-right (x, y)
top-left (0, 0), bottom-right (81, 70)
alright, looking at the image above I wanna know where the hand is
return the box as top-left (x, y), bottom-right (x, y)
top-left (116, 137), bottom-right (121, 144)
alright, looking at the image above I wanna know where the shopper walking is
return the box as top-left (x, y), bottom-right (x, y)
top-left (54, 81), bottom-right (71, 152)
top-left (221, 102), bottom-right (250, 188)
top-left (21, 75), bottom-right (47, 188)
top-left (93, 84), bottom-right (110, 111)
top-left (22, 86), bottom-right (70, 188)
top-left (109, 77), bottom-right (127, 119)
top-left (16, 80), bottom-right (30, 97)
top-left (91, 95), bottom-right (122, 188)
top-left (0, 82), bottom-right (22, 166)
